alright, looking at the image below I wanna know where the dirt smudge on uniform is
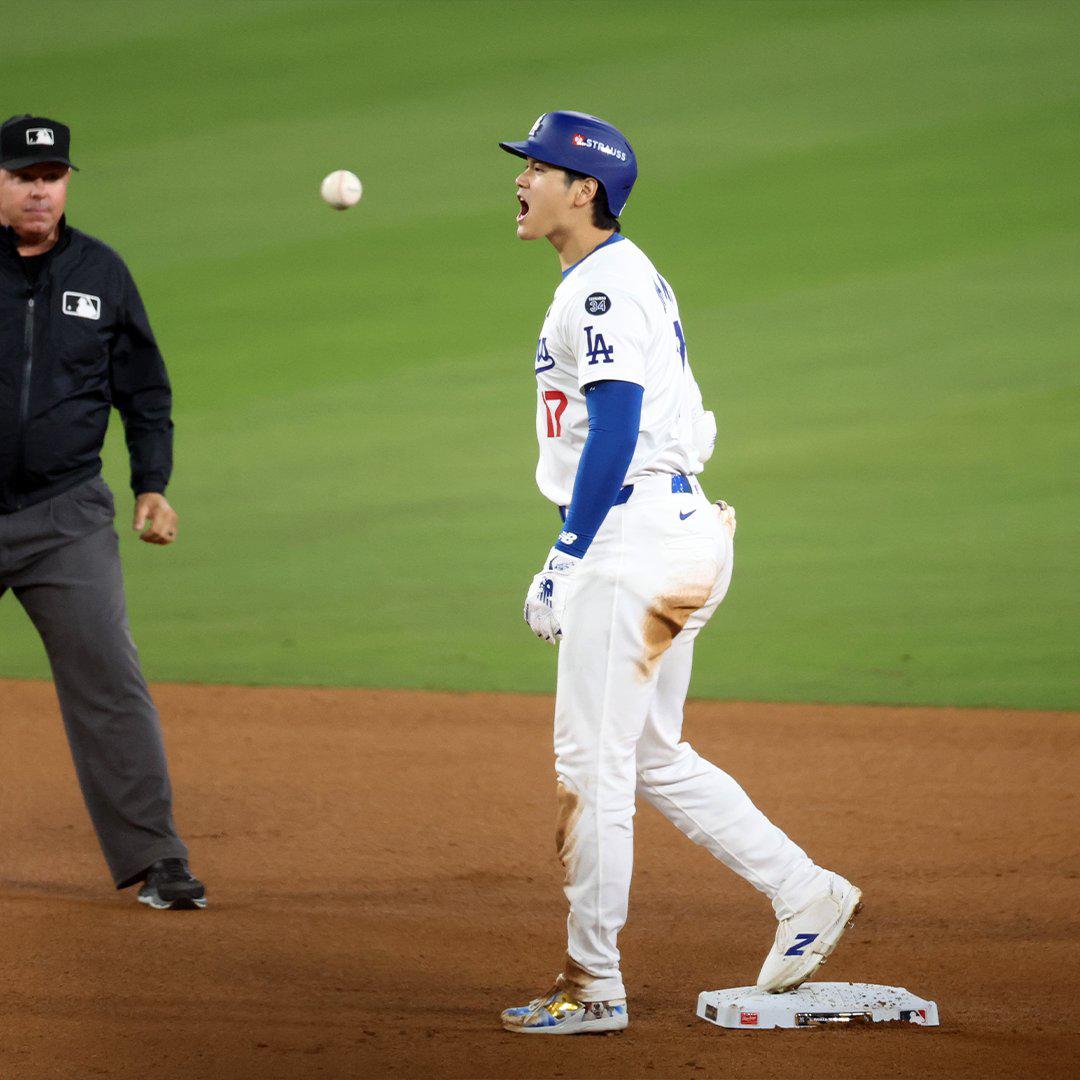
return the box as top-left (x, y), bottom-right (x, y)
top-left (638, 587), bottom-right (711, 681)
top-left (555, 780), bottom-right (582, 871)
top-left (560, 953), bottom-right (595, 998)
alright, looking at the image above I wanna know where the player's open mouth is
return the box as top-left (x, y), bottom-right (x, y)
top-left (517, 196), bottom-right (529, 223)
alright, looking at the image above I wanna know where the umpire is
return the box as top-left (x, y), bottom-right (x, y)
top-left (0, 115), bottom-right (206, 910)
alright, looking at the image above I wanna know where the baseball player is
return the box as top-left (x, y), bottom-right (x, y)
top-left (498, 111), bottom-right (861, 1034)
top-left (0, 115), bottom-right (205, 910)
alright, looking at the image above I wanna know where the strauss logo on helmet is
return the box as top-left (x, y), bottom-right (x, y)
top-left (570, 133), bottom-right (627, 161)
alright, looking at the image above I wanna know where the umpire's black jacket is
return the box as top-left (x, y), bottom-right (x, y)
top-left (0, 217), bottom-right (172, 514)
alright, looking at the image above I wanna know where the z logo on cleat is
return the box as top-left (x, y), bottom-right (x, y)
top-left (785, 933), bottom-right (818, 956)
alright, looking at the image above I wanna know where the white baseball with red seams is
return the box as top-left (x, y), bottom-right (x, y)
top-left (533, 233), bottom-right (837, 1004)
top-left (320, 169), bottom-right (362, 210)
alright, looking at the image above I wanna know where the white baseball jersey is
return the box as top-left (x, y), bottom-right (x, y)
top-left (532, 234), bottom-right (709, 506)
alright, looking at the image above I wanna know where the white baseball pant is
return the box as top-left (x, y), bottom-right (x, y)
top-left (553, 473), bottom-right (830, 1002)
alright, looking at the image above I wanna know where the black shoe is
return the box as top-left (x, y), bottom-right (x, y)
top-left (137, 858), bottom-right (207, 910)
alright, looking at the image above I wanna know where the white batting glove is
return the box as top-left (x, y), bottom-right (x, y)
top-left (523, 547), bottom-right (582, 644)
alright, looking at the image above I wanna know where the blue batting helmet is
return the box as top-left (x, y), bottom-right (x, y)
top-left (499, 110), bottom-right (637, 216)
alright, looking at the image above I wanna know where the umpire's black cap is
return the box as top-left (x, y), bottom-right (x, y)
top-left (0, 115), bottom-right (78, 171)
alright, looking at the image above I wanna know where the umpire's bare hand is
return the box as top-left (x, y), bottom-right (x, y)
top-left (133, 493), bottom-right (178, 545)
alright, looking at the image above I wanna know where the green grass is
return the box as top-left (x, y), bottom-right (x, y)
top-left (2, 0), bottom-right (1077, 709)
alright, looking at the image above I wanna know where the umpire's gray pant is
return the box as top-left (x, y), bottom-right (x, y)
top-left (0, 475), bottom-right (188, 886)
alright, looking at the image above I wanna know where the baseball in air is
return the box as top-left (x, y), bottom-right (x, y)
top-left (320, 170), bottom-right (363, 210)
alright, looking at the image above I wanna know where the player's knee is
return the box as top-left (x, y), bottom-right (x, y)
top-left (637, 743), bottom-right (699, 785)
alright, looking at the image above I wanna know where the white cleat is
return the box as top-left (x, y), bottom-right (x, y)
top-left (501, 985), bottom-right (628, 1035)
top-left (756, 875), bottom-right (863, 993)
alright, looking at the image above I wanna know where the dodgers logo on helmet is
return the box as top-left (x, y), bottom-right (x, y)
top-left (499, 110), bottom-right (638, 216)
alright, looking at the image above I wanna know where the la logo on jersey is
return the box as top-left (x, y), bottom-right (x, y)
top-left (62, 291), bottom-right (101, 320)
top-left (26, 127), bottom-right (55, 146)
top-left (584, 325), bottom-right (615, 365)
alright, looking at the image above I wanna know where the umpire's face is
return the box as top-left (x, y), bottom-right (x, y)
top-left (0, 162), bottom-right (70, 245)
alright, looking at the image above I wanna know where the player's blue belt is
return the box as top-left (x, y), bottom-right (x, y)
top-left (559, 474), bottom-right (693, 521)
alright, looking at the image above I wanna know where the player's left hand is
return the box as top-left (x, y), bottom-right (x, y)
top-left (523, 547), bottom-right (582, 644)
top-left (133, 492), bottom-right (179, 546)
top-left (714, 499), bottom-right (736, 539)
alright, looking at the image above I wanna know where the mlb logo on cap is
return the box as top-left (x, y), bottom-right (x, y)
top-left (0, 114), bottom-right (78, 171)
top-left (63, 291), bottom-right (101, 320)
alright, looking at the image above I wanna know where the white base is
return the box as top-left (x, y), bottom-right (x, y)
top-left (697, 982), bottom-right (938, 1029)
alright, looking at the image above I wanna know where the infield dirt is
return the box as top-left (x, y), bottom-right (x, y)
top-left (1, 681), bottom-right (1077, 1079)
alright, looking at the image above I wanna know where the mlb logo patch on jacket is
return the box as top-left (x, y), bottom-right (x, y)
top-left (62, 291), bottom-right (101, 320)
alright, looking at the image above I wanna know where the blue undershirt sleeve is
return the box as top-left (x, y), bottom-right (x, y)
top-left (554, 380), bottom-right (643, 559)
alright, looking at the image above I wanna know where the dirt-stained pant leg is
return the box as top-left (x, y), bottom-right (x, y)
top-left (0, 479), bottom-right (187, 886)
top-left (552, 507), bottom-right (647, 1004)
top-left (553, 475), bottom-right (724, 1002)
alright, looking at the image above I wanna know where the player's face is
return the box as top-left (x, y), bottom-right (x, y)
top-left (514, 157), bottom-right (576, 240)
top-left (0, 163), bottom-right (70, 244)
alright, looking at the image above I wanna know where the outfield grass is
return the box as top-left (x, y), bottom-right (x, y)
top-left (2, 0), bottom-right (1077, 709)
